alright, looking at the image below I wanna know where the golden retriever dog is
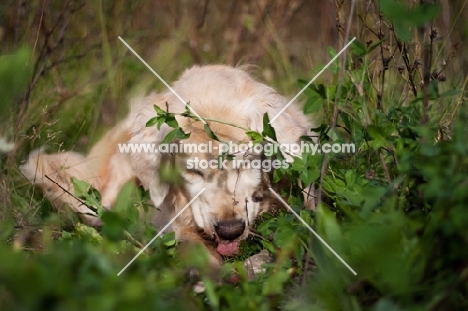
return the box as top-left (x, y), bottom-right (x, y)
top-left (21, 64), bottom-right (313, 265)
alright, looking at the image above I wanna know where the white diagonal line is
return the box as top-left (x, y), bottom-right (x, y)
top-left (118, 36), bottom-right (206, 124)
top-left (117, 188), bottom-right (206, 276)
top-left (268, 188), bottom-right (357, 275)
top-left (269, 37), bottom-right (356, 124)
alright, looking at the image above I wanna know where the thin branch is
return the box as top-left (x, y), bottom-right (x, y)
top-left (394, 36), bottom-right (418, 97)
top-left (44, 174), bottom-right (97, 214)
top-left (379, 150), bottom-right (392, 184)
top-left (377, 12), bottom-right (389, 111)
top-left (42, 42), bottom-right (101, 72)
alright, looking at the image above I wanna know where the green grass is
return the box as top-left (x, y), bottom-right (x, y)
top-left (1, 0), bottom-right (468, 310)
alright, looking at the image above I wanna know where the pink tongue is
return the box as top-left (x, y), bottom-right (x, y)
top-left (216, 241), bottom-right (240, 256)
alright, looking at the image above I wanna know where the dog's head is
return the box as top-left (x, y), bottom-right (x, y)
top-left (174, 131), bottom-right (269, 256)
top-left (127, 65), bottom-right (313, 257)
top-left (130, 118), bottom-right (269, 256)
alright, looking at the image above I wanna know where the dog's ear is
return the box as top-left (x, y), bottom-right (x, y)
top-left (129, 94), bottom-right (173, 208)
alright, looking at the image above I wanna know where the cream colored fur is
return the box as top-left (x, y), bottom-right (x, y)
top-left (21, 64), bottom-right (314, 264)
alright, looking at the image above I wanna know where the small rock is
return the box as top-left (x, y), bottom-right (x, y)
top-left (243, 249), bottom-right (274, 279)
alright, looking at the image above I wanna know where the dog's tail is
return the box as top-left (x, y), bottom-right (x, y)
top-left (20, 118), bottom-right (134, 225)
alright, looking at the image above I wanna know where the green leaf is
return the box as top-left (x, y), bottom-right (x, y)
top-left (145, 116), bottom-right (160, 127)
top-left (300, 210), bottom-right (314, 227)
top-left (147, 111), bottom-right (170, 129)
top-left (261, 240), bottom-right (276, 254)
top-left (175, 127), bottom-right (190, 139)
top-left (114, 182), bottom-right (139, 223)
top-left (74, 223), bottom-right (102, 245)
top-left (367, 39), bottom-right (386, 54)
top-left (71, 177), bottom-right (101, 210)
top-left (297, 81), bottom-right (327, 99)
top-left (273, 168), bottom-right (285, 183)
top-left (100, 211), bottom-right (128, 240)
top-left (262, 269), bottom-right (290, 295)
top-left (312, 84), bottom-right (327, 99)
top-left (344, 170), bottom-right (356, 186)
top-left (340, 111), bottom-right (352, 131)
top-left (145, 117), bottom-right (157, 127)
top-left (327, 46), bottom-right (337, 59)
top-left (262, 113), bottom-right (277, 141)
top-left (300, 169), bottom-right (320, 186)
top-left (161, 128), bottom-right (178, 144)
top-left (327, 46), bottom-right (339, 74)
top-left (326, 85), bottom-right (337, 100)
top-left (181, 101), bottom-right (192, 117)
top-left (161, 231), bottom-right (176, 247)
top-left (427, 80), bottom-right (439, 99)
top-left (304, 95), bottom-right (323, 114)
top-left (164, 114), bottom-right (179, 128)
top-left (317, 206), bottom-right (342, 248)
top-left (150, 104), bottom-right (179, 129)
top-left (204, 123), bottom-right (219, 141)
top-left (274, 224), bottom-right (297, 248)
top-left (351, 40), bottom-right (367, 57)
top-left (202, 277), bottom-right (219, 309)
top-left (246, 131), bottom-right (264, 143)
top-left (367, 125), bottom-right (393, 149)
top-left (153, 104), bottom-right (166, 114)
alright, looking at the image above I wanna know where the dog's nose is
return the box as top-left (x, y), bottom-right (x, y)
top-left (214, 219), bottom-right (245, 240)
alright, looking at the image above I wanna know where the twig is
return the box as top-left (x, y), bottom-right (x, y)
top-left (334, 0), bottom-right (345, 39)
top-left (394, 36), bottom-right (418, 97)
top-left (377, 12), bottom-right (389, 111)
top-left (379, 150), bottom-right (392, 184)
top-left (124, 230), bottom-right (150, 254)
top-left (32, 0), bottom-right (46, 59)
top-left (44, 174), bottom-right (97, 213)
top-left (196, 0), bottom-right (209, 28)
top-left (420, 26), bottom-right (436, 126)
top-left (42, 42), bottom-right (101, 73)
top-left (194, 116), bottom-right (249, 132)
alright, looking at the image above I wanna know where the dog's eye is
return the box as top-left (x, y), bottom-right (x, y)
top-left (182, 169), bottom-right (205, 184)
top-left (251, 190), bottom-right (263, 202)
top-left (186, 169), bottom-right (204, 178)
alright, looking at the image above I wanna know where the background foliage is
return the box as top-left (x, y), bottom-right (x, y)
top-left (1, 0), bottom-right (468, 310)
